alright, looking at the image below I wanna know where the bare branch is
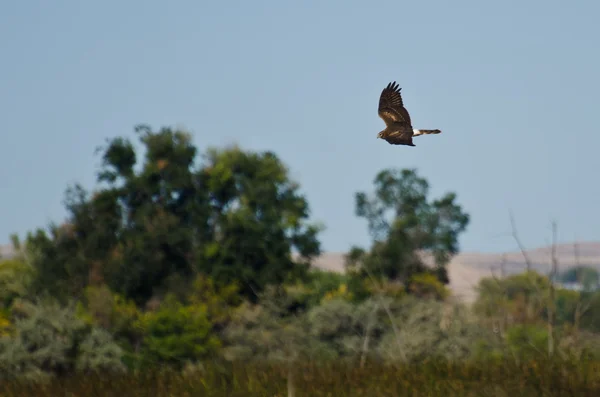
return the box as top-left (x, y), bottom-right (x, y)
top-left (360, 300), bottom-right (379, 368)
top-left (573, 239), bottom-right (593, 336)
top-left (547, 220), bottom-right (558, 357)
top-left (550, 221), bottom-right (559, 280)
top-left (364, 266), bottom-right (407, 362)
top-left (509, 210), bottom-right (532, 271)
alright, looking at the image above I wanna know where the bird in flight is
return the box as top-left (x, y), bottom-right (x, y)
top-left (377, 81), bottom-right (441, 146)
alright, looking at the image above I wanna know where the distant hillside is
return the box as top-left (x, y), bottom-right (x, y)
top-left (3, 241), bottom-right (600, 304)
top-left (310, 241), bottom-right (600, 304)
top-left (0, 244), bottom-right (14, 259)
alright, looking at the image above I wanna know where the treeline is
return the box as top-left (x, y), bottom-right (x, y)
top-left (1, 124), bottom-right (600, 383)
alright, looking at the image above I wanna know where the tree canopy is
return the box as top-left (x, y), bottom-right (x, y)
top-left (346, 168), bottom-right (469, 289)
top-left (23, 125), bottom-right (322, 305)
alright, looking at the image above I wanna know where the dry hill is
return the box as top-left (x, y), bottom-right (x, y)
top-left (310, 241), bottom-right (600, 304)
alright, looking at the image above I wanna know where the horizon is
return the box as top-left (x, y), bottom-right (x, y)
top-left (5, 238), bottom-right (600, 258)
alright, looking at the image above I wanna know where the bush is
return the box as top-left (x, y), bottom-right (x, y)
top-left (408, 273), bottom-right (449, 301)
top-left (0, 258), bottom-right (34, 307)
top-left (0, 299), bottom-right (125, 381)
top-left (375, 298), bottom-right (494, 363)
top-left (134, 295), bottom-right (221, 368)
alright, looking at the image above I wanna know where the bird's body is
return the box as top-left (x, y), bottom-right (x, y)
top-left (377, 81), bottom-right (441, 146)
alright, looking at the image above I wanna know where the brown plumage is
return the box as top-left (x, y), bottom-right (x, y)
top-left (377, 81), bottom-right (441, 147)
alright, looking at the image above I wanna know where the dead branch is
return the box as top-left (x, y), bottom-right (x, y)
top-left (573, 240), bottom-right (593, 337)
top-left (509, 210), bottom-right (533, 271)
top-left (509, 211), bottom-right (540, 323)
top-left (364, 267), bottom-right (407, 362)
top-left (547, 220), bottom-right (558, 357)
top-left (360, 300), bottom-right (379, 368)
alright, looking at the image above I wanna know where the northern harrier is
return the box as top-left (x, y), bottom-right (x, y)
top-left (377, 81), bottom-right (441, 146)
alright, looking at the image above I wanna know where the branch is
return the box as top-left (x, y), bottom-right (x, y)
top-left (509, 210), bottom-right (533, 271)
top-left (550, 221), bottom-right (559, 280)
top-left (364, 266), bottom-right (407, 362)
top-left (360, 300), bottom-right (379, 368)
top-left (547, 220), bottom-right (558, 357)
top-left (573, 239), bottom-right (593, 334)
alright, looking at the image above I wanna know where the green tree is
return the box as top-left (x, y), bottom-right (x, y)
top-left (0, 258), bottom-right (34, 307)
top-left (558, 266), bottom-right (600, 291)
top-left (76, 284), bottom-right (142, 360)
top-left (505, 324), bottom-right (549, 360)
top-left (347, 168), bottom-right (469, 289)
top-left (198, 145), bottom-right (322, 299)
top-left (135, 295), bottom-right (221, 368)
top-left (578, 291), bottom-right (600, 333)
top-left (24, 124), bottom-right (322, 305)
top-left (474, 271), bottom-right (552, 330)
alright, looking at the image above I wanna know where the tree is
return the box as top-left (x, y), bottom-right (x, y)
top-left (558, 266), bottom-right (600, 291)
top-left (347, 168), bottom-right (469, 289)
top-left (474, 271), bottom-right (552, 329)
top-left (198, 145), bottom-right (322, 299)
top-left (0, 258), bottom-right (34, 307)
top-left (134, 295), bottom-right (221, 368)
top-left (23, 124), bottom-right (321, 305)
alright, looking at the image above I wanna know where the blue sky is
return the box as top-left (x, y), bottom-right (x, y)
top-left (1, 0), bottom-right (599, 255)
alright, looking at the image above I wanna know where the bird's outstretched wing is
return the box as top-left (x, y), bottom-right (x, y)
top-left (378, 81), bottom-right (412, 127)
top-left (383, 130), bottom-right (415, 146)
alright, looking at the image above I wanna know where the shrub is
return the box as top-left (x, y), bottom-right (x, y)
top-left (0, 299), bottom-right (125, 381)
top-left (134, 295), bottom-right (220, 368)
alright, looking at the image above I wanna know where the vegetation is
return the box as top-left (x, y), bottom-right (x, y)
top-left (557, 265), bottom-right (600, 291)
top-left (2, 123), bottom-right (600, 395)
top-left (2, 360), bottom-right (599, 396)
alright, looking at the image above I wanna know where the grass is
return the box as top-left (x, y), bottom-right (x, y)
top-left (1, 359), bottom-right (599, 396)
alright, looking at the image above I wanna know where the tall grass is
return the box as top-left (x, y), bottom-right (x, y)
top-left (1, 358), bottom-right (599, 396)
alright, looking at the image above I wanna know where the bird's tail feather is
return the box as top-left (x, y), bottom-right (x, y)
top-left (413, 129), bottom-right (441, 137)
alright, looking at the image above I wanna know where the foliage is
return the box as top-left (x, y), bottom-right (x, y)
top-left (558, 265), bottom-right (600, 291)
top-left (134, 295), bottom-right (221, 368)
top-left (321, 283), bottom-right (354, 303)
top-left (505, 324), bottom-right (549, 359)
top-left (474, 271), bottom-right (600, 339)
top-left (348, 168), bottom-right (469, 289)
top-left (9, 120), bottom-right (600, 391)
top-left (473, 271), bottom-right (552, 327)
top-left (0, 299), bottom-right (125, 381)
top-left (0, 258), bottom-right (34, 307)
top-left (221, 286), bottom-right (312, 364)
top-left (75, 327), bottom-right (127, 374)
top-left (200, 145), bottom-right (322, 300)
top-left (0, 310), bottom-right (11, 337)
top-left (183, 274), bottom-right (242, 328)
top-left (76, 285), bottom-right (142, 354)
top-left (408, 272), bottom-right (449, 301)
top-left (301, 269), bottom-right (353, 306)
top-left (1, 359), bottom-right (599, 396)
top-left (375, 297), bottom-right (493, 363)
top-left (579, 292), bottom-right (600, 332)
top-left (222, 288), bottom-right (496, 366)
top-left (557, 330), bottom-right (600, 360)
top-left (23, 125), bottom-right (322, 305)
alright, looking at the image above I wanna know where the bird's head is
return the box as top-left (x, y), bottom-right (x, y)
top-left (377, 131), bottom-right (384, 139)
